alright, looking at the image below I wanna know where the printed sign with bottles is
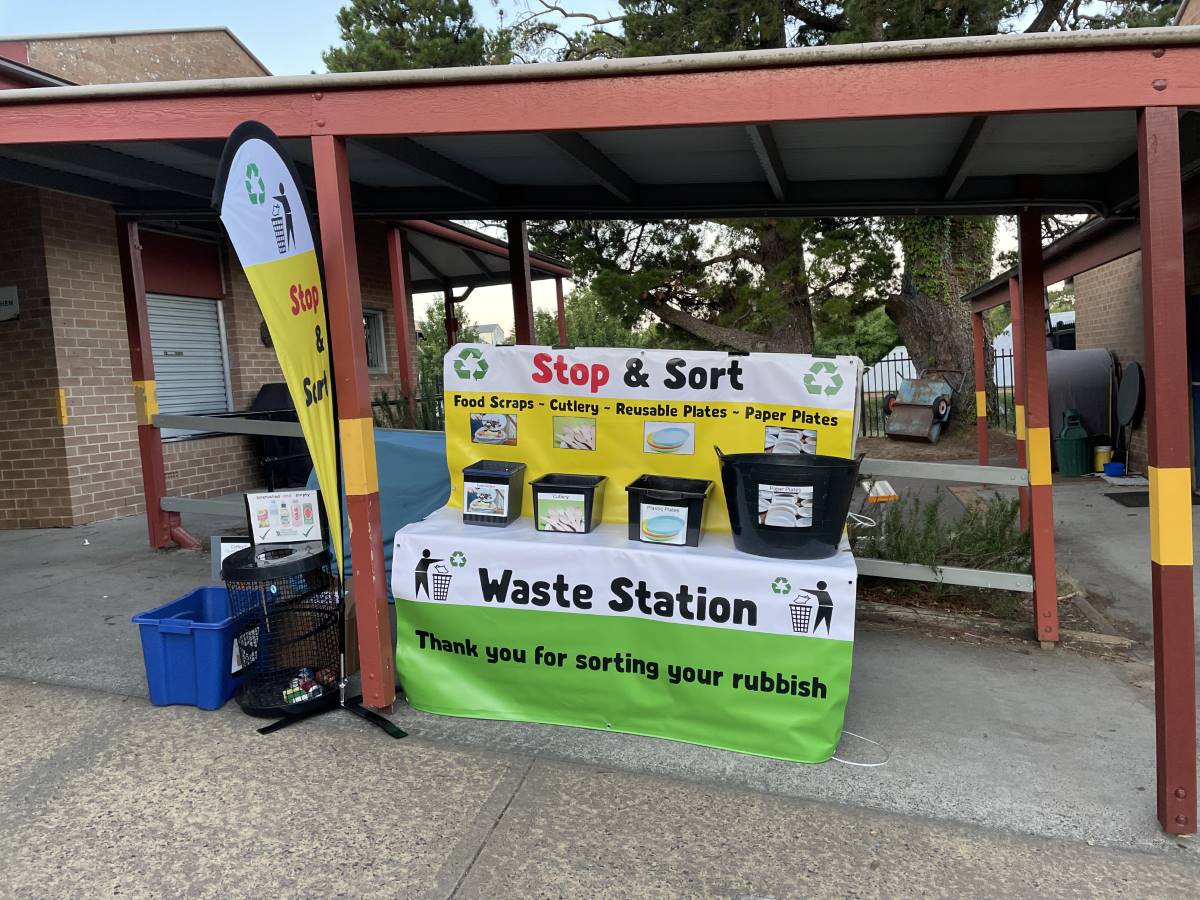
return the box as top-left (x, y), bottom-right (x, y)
top-left (245, 489), bottom-right (324, 544)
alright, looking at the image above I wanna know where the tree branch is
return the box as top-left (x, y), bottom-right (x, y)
top-left (645, 298), bottom-right (766, 352)
top-left (1025, 0), bottom-right (1070, 33)
top-left (531, 0), bottom-right (626, 27)
top-left (781, 2), bottom-right (850, 33)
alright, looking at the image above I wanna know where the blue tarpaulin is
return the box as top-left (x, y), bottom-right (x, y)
top-left (308, 429), bottom-right (450, 595)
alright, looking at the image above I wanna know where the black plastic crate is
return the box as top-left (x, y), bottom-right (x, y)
top-left (531, 473), bottom-right (607, 533)
top-left (462, 459), bottom-right (525, 526)
top-left (625, 475), bottom-right (712, 547)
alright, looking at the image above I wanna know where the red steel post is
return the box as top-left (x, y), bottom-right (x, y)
top-left (312, 134), bottom-right (395, 710)
top-left (555, 276), bottom-right (567, 346)
top-left (1009, 276), bottom-right (1029, 530)
top-left (443, 283), bottom-right (459, 347)
top-left (1137, 106), bottom-right (1196, 835)
top-left (507, 219), bottom-right (535, 345)
top-left (972, 310), bottom-right (989, 466)
top-left (1017, 210), bottom-right (1059, 644)
top-left (386, 227), bottom-right (420, 425)
top-left (117, 219), bottom-right (178, 549)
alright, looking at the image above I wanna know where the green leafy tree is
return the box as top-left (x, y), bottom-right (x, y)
top-left (324, 0), bottom-right (491, 71)
top-left (519, 0), bottom-right (1173, 422)
top-left (416, 298), bottom-right (478, 396)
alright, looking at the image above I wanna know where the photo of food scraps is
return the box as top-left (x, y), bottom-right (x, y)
top-left (470, 414), bottom-right (518, 446)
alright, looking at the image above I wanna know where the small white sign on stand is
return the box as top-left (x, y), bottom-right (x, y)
top-left (245, 489), bottom-right (324, 544)
top-left (0, 286), bottom-right (18, 322)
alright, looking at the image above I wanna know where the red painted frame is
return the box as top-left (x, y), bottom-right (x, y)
top-left (48, 39), bottom-right (1190, 833)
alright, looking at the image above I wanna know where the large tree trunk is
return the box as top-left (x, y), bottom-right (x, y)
top-left (644, 221), bottom-right (816, 353)
top-left (887, 217), bottom-right (996, 427)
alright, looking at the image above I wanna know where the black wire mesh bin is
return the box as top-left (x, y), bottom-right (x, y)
top-left (221, 543), bottom-right (340, 718)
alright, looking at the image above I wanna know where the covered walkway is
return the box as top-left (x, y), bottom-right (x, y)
top-left (0, 25), bottom-right (1197, 832)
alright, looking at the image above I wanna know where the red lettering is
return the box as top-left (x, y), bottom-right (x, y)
top-left (531, 352), bottom-right (611, 394)
top-left (290, 283), bottom-right (301, 316)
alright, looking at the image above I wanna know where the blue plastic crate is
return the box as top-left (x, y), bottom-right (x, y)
top-left (132, 586), bottom-right (241, 710)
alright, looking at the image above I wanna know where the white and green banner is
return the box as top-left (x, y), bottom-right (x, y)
top-left (392, 508), bottom-right (856, 762)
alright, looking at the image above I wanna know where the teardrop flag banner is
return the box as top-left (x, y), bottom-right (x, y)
top-left (213, 121), bottom-right (344, 575)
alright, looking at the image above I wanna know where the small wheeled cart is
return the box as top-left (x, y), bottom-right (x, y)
top-left (882, 368), bottom-right (966, 444)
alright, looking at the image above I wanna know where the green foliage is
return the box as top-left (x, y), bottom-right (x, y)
top-left (323, 0), bottom-right (489, 72)
top-left (416, 298), bottom-right (478, 395)
top-left (854, 490), bottom-right (1030, 573)
top-left (814, 305), bottom-right (898, 362)
top-left (533, 289), bottom-right (645, 348)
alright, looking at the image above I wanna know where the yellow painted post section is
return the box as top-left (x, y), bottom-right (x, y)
top-left (55, 388), bottom-right (68, 426)
top-left (340, 416), bottom-right (379, 497)
top-left (1027, 426), bottom-right (1052, 486)
top-left (1015, 404), bottom-right (1026, 441)
top-left (132, 380), bottom-right (158, 427)
top-left (1149, 466), bottom-right (1194, 566)
top-left (975, 390), bottom-right (987, 417)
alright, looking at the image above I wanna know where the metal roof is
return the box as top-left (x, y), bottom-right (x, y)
top-left (0, 27), bottom-right (1195, 223)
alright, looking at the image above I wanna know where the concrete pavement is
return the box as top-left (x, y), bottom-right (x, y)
top-left (3, 676), bottom-right (1197, 900)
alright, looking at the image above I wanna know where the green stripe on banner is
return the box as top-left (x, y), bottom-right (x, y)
top-left (395, 599), bottom-right (853, 763)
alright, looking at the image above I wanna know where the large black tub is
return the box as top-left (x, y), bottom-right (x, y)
top-left (717, 448), bottom-right (862, 559)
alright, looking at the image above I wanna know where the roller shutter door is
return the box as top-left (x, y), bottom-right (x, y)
top-left (147, 294), bottom-right (232, 423)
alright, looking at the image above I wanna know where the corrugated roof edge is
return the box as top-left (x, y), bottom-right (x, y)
top-left (0, 26), bottom-right (271, 78)
top-left (0, 25), bottom-right (1196, 104)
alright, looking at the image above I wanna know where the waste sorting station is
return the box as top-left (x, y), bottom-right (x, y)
top-left (3, 25), bottom-right (1197, 832)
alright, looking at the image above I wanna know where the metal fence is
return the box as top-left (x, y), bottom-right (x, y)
top-left (859, 351), bottom-right (1016, 438)
top-left (372, 375), bottom-right (445, 431)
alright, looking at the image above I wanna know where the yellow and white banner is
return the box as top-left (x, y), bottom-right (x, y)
top-left (214, 121), bottom-right (343, 574)
top-left (443, 344), bottom-right (862, 531)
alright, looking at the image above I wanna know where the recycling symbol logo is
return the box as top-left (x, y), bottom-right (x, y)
top-left (449, 550), bottom-right (467, 568)
top-left (771, 576), bottom-right (791, 595)
top-left (452, 347), bottom-right (488, 381)
top-left (244, 162), bottom-right (266, 206)
top-left (803, 361), bottom-right (844, 397)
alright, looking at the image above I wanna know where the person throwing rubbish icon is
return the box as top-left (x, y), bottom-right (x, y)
top-left (811, 580), bottom-right (834, 633)
top-left (414, 549), bottom-right (442, 599)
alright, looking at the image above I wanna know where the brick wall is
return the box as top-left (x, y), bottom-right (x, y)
top-left (1073, 235), bottom-right (1200, 476)
top-left (0, 184), bottom-right (72, 528)
top-left (24, 30), bottom-right (268, 85)
top-left (40, 192), bottom-right (144, 524)
top-left (164, 435), bottom-right (262, 499)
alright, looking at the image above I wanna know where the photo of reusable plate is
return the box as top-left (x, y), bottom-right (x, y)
top-left (645, 426), bottom-right (690, 453)
top-left (640, 514), bottom-right (685, 542)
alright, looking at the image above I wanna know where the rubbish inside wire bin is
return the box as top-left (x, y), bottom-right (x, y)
top-left (221, 542), bottom-right (340, 719)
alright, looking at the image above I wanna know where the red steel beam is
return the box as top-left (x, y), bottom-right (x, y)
top-left (116, 219), bottom-right (179, 550)
top-left (398, 219), bottom-right (572, 279)
top-left (312, 133), bottom-right (395, 711)
top-left (1017, 209), bottom-right (1059, 645)
top-left (508, 220), bottom-right (535, 345)
top-left (1137, 106), bottom-right (1196, 836)
top-left (443, 282), bottom-right (459, 347)
top-left (386, 226), bottom-right (419, 424)
top-left (2, 46), bottom-right (1200, 145)
top-left (1009, 276), bottom-right (1030, 531)
top-left (972, 310), bottom-right (989, 466)
top-left (555, 276), bottom-right (567, 346)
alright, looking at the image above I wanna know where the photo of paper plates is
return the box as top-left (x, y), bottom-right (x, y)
top-left (641, 514), bottom-right (685, 542)
top-left (643, 421), bottom-right (695, 455)
top-left (765, 426), bottom-right (817, 455)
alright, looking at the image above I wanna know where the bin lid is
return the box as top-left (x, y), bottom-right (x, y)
top-left (221, 542), bottom-right (330, 582)
top-left (463, 460), bottom-right (526, 478)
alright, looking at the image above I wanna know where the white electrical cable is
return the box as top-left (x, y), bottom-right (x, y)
top-left (847, 512), bottom-right (877, 528)
top-left (831, 729), bottom-right (890, 767)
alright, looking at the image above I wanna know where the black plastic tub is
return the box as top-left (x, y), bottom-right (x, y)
top-left (531, 474), bottom-right (607, 534)
top-left (462, 460), bottom-right (525, 526)
top-left (625, 475), bottom-right (712, 547)
top-left (717, 448), bottom-right (862, 559)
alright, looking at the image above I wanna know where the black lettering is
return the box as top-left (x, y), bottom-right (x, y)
top-left (479, 568), bottom-right (511, 603)
top-left (609, 577), bottom-right (634, 612)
